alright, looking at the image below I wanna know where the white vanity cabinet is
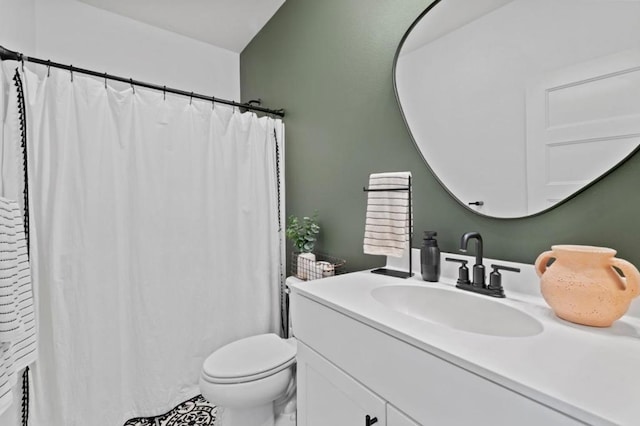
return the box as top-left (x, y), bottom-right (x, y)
top-left (292, 292), bottom-right (584, 426)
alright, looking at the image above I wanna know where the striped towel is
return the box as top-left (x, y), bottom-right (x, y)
top-left (0, 198), bottom-right (36, 414)
top-left (363, 172), bottom-right (412, 258)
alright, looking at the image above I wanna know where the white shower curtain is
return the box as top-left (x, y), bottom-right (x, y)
top-left (14, 66), bottom-right (283, 426)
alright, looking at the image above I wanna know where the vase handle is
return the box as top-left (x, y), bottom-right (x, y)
top-left (610, 258), bottom-right (640, 298)
top-left (535, 250), bottom-right (554, 277)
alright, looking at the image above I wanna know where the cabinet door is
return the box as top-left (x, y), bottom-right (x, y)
top-left (387, 404), bottom-right (420, 426)
top-left (297, 342), bottom-right (386, 426)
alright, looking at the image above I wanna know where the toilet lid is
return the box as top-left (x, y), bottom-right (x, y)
top-left (202, 334), bottom-right (296, 384)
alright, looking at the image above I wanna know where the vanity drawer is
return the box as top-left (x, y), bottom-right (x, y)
top-left (292, 293), bottom-right (585, 425)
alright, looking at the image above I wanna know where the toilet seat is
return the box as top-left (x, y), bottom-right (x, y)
top-left (202, 333), bottom-right (296, 385)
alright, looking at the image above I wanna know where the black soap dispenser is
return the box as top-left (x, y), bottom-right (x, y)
top-left (421, 231), bottom-right (441, 282)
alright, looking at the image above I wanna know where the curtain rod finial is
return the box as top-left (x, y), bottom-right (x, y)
top-left (0, 46), bottom-right (22, 62)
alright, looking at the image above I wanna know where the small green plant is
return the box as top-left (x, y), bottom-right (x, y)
top-left (286, 212), bottom-right (320, 253)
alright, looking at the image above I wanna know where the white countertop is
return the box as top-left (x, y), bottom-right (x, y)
top-left (289, 252), bottom-right (640, 426)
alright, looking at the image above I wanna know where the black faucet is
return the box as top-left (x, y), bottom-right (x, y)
top-left (460, 232), bottom-right (485, 288)
top-left (445, 232), bottom-right (520, 298)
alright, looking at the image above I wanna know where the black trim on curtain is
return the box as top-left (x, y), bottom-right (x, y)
top-left (12, 68), bottom-right (30, 426)
top-left (12, 70), bottom-right (29, 254)
top-left (273, 127), bottom-right (289, 339)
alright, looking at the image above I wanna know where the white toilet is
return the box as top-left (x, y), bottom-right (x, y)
top-left (200, 277), bottom-right (300, 426)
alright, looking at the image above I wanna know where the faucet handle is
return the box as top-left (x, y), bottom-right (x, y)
top-left (491, 264), bottom-right (521, 273)
top-left (488, 264), bottom-right (521, 297)
top-left (445, 257), bottom-right (470, 285)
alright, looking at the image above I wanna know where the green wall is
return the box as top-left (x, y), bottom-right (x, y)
top-left (241, 0), bottom-right (640, 272)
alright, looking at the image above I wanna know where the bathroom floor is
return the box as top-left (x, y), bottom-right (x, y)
top-left (123, 395), bottom-right (217, 426)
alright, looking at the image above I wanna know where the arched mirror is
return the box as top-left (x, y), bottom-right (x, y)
top-left (395, 0), bottom-right (640, 218)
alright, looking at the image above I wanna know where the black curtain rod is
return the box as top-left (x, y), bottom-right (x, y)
top-left (0, 45), bottom-right (285, 118)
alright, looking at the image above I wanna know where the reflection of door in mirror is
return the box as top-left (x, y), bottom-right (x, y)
top-left (395, 0), bottom-right (640, 218)
top-left (526, 49), bottom-right (640, 214)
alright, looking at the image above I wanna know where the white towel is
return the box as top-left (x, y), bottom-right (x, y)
top-left (0, 197), bottom-right (36, 415)
top-left (363, 172), bottom-right (412, 258)
top-left (11, 201), bottom-right (36, 371)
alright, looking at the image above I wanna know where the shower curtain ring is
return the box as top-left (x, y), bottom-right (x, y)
top-left (163, 86), bottom-right (166, 101)
top-left (70, 66), bottom-right (73, 82)
top-left (190, 92), bottom-right (194, 105)
top-left (130, 78), bottom-right (135, 94)
top-left (211, 96), bottom-right (215, 110)
top-left (47, 60), bottom-right (51, 77)
top-left (104, 73), bottom-right (108, 90)
top-left (20, 55), bottom-right (24, 72)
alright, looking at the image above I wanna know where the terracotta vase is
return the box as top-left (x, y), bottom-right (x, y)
top-left (535, 245), bottom-right (640, 327)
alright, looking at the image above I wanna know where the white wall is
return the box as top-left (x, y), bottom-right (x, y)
top-left (33, 0), bottom-right (239, 100)
top-left (2, 0), bottom-right (239, 104)
top-left (0, 0), bottom-right (36, 53)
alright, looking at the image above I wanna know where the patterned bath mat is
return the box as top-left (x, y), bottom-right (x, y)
top-left (124, 395), bottom-right (217, 426)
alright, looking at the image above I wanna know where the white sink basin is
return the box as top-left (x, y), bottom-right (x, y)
top-left (371, 285), bottom-right (543, 337)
